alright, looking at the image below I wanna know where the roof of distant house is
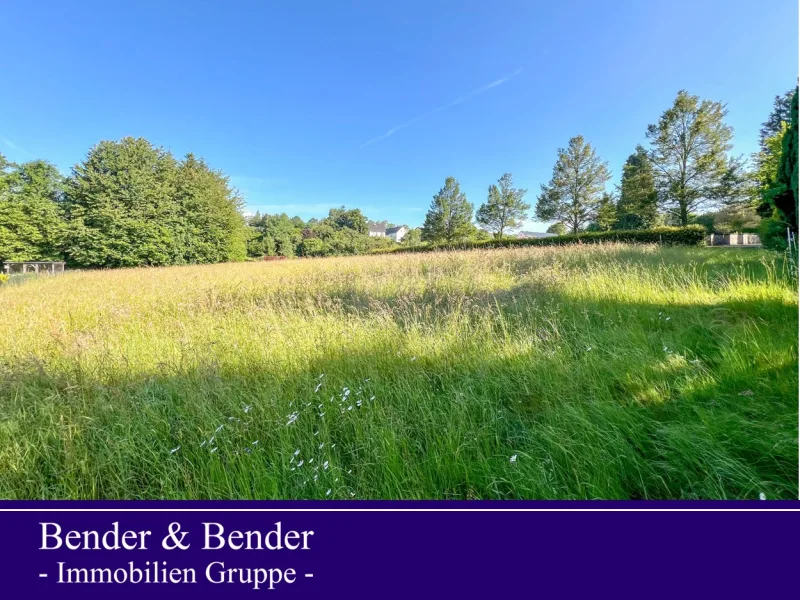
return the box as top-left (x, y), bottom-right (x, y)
top-left (368, 222), bottom-right (386, 233)
top-left (386, 226), bottom-right (406, 234)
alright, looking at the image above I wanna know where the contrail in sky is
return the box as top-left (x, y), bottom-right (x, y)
top-left (361, 67), bottom-right (524, 147)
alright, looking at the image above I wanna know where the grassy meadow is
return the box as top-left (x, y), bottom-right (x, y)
top-left (0, 243), bottom-right (797, 500)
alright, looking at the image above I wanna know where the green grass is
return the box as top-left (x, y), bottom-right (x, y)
top-left (0, 243), bottom-right (796, 499)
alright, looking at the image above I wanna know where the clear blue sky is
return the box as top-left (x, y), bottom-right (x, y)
top-left (1, 1), bottom-right (797, 230)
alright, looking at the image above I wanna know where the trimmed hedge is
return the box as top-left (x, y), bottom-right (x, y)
top-left (372, 226), bottom-right (707, 255)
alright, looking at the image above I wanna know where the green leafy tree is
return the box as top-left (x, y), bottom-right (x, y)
top-left (535, 136), bottom-right (611, 234)
top-left (646, 90), bottom-right (733, 225)
top-left (616, 146), bottom-right (659, 229)
top-left (402, 227), bottom-right (422, 246)
top-left (0, 156), bottom-right (66, 262)
top-left (545, 222), bottom-right (566, 235)
top-left (175, 154), bottom-right (247, 263)
top-left (594, 193), bottom-right (617, 231)
top-left (63, 138), bottom-right (182, 267)
top-left (421, 177), bottom-right (475, 243)
top-left (326, 207), bottom-right (368, 234)
top-left (476, 173), bottom-right (530, 238)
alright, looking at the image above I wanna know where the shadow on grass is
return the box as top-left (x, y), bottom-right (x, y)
top-left (0, 284), bottom-right (796, 501)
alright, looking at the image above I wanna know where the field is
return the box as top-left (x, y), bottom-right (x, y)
top-left (0, 244), bottom-right (797, 500)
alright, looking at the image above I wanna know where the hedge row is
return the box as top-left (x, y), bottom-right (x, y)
top-left (372, 225), bottom-right (707, 255)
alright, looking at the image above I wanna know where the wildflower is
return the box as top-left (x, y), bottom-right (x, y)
top-left (252, 440), bottom-right (259, 445)
top-left (290, 467), bottom-right (296, 471)
top-left (318, 374), bottom-right (325, 379)
top-left (369, 396), bottom-right (375, 401)
top-left (326, 489), bottom-right (331, 496)
top-left (350, 492), bottom-right (355, 497)
top-left (665, 317), bottom-right (671, 321)
top-left (215, 424), bottom-right (224, 433)
top-left (200, 440), bottom-right (207, 448)
top-left (585, 346), bottom-right (592, 352)
top-left (364, 378), bottom-right (370, 382)
top-left (347, 469), bottom-right (352, 474)
top-left (759, 492), bottom-right (766, 500)
top-left (293, 449), bottom-right (301, 456)
top-left (209, 436), bottom-right (215, 445)
top-left (286, 412), bottom-right (299, 426)
top-left (170, 446), bottom-right (180, 454)
top-left (356, 400), bottom-right (362, 407)
top-left (244, 405), bottom-right (252, 414)
top-left (314, 474), bottom-right (319, 481)
top-left (309, 458), bottom-right (314, 463)
top-left (314, 382), bottom-right (323, 393)
top-left (410, 356), bottom-right (417, 362)
top-left (510, 454), bottom-right (518, 463)
top-left (319, 443), bottom-right (325, 449)
top-left (210, 447), bottom-right (218, 454)
top-left (314, 430), bottom-right (319, 436)
top-left (323, 461), bottom-right (329, 470)
top-left (297, 460), bottom-right (304, 467)
top-left (331, 443), bottom-right (336, 448)
top-left (319, 412), bottom-right (325, 417)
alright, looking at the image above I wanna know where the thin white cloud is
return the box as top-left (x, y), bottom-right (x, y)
top-left (361, 67), bottom-right (523, 147)
top-left (0, 136), bottom-right (35, 157)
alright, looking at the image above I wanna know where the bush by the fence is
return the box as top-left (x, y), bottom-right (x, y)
top-left (371, 226), bottom-right (707, 255)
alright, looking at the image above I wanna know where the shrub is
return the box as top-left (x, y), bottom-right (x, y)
top-left (0, 274), bottom-right (8, 285)
top-left (370, 226), bottom-right (707, 255)
top-left (759, 217), bottom-right (790, 251)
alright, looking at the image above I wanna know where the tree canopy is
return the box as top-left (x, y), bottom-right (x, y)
top-left (535, 136), bottom-right (611, 234)
top-left (646, 90), bottom-right (733, 225)
top-left (421, 177), bottom-right (475, 243)
top-left (616, 146), bottom-right (659, 229)
top-left (476, 173), bottom-right (530, 238)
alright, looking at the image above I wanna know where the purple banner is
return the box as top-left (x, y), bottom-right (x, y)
top-left (0, 502), bottom-right (797, 597)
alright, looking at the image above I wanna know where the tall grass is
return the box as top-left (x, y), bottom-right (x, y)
top-left (0, 244), bottom-right (796, 499)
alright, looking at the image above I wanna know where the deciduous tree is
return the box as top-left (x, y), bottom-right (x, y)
top-left (646, 90), bottom-right (733, 225)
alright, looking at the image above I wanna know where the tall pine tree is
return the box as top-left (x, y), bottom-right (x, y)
top-left (535, 136), bottom-right (610, 234)
top-left (476, 173), bottom-right (530, 238)
top-left (421, 177), bottom-right (475, 243)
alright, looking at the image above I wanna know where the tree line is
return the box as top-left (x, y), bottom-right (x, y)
top-left (1, 138), bottom-right (248, 267)
top-left (2, 87), bottom-right (797, 267)
top-left (419, 88), bottom-right (798, 249)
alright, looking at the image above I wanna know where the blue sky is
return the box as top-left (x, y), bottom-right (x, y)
top-left (1, 1), bottom-right (797, 230)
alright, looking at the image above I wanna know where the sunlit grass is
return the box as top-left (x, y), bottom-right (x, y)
top-left (0, 244), bottom-right (796, 499)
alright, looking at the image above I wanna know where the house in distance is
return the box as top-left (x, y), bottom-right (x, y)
top-left (368, 222), bottom-right (408, 242)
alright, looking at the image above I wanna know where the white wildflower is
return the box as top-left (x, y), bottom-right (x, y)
top-left (215, 424), bottom-right (224, 433)
top-left (510, 454), bottom-right (518, 463)
top-left (170, 446), bottom-right (180, 454)
top-left (759, 492), bottom-right (766, 500)
top-left (326, 489), bottom-right (331, 496)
